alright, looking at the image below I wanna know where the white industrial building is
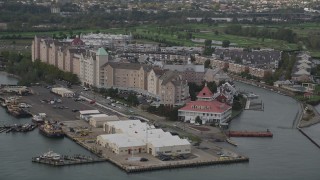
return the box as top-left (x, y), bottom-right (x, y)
top-left (97, 134), bottom-right (146, 155)
top-left (51, 87), bottom-right (75, 97)
top-left (79, 110), bottom-right (100, 121)
top-left (89, 115), bottom-right (120, 128)
top-left (97, 120), bottom-right (191, 156)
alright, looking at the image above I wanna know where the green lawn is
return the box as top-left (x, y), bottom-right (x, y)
top-left (1, 22), bottom-right (319, 52)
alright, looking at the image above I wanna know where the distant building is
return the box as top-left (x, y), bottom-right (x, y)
top-left (0, 23), bottom-right (7, 30)
top-left (204, 68), bottom-right (231, 84)
top-left (291, 52), bottom-right (313, 82)
top-left (158, 71), bottom-right (190, 105)
top-left (51, 7), bottom-right (60, 14)
top-left (214, 48), bottom-right (281, 78)
top-left (162, 59), bottom-right (205, 85)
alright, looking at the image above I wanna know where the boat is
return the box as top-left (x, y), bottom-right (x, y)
top-left (39, 121), bottom-right (64, 138)
top-left (1, 101), bottom-right (7, 107)
top-left (6, 104), bottom-right (32, 118)
top-left (40, 150), bottom-right (61, 161)
top-left (32, 115), bottom-right (44, 124)
top-left (246, 92), bottom-right (259, 99)
top-left (226, 138), bottom-right (238, 146)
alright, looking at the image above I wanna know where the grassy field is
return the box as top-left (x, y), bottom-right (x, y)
top-left (1, 22), bottom-right (320, 54)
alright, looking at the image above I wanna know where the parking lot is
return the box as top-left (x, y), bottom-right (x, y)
top-left (21, 86), bottom-right (119, 121)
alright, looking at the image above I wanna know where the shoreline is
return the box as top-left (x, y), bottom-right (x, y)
top-left (0, 71), bottom-right (21, 80)
top-left (232, 75), bottom-right (320, 127)
top-left (232, 76), bottom-right (320, 149)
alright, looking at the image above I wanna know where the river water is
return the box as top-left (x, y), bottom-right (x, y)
top-left (0, 75), bottom-right (320, 180)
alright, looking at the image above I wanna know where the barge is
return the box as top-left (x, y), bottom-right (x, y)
top-left (39, 121), bottom-right (64, 138)
top-left (227, 130), bottom-right (273, 137)
top-left (32, 151), bottom-right (106, 166)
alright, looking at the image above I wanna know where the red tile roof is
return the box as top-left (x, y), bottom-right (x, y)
top-left (71, 38), bottom-right (84, 46)
top-left (179, 100), bottom-right (231, 113)
top-left (197, 85), bottom-right (213, 98)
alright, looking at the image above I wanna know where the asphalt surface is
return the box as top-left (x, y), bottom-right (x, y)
top-left (21, 86), bottom-right (118, 121)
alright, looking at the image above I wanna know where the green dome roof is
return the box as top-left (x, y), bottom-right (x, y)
top-left (96, 48), bottom-right (108, 56)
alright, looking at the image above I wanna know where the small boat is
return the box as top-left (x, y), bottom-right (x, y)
top-left (1, 102), bottom-right (7, 107)
top-left (226, 138), bottom-right (238, 146)
top-left (32, 115), bottom-right (44, 124)
top-left (40, 150), bottom-right (61, 161)
top-left (246, 93), bottom-right (259, 99)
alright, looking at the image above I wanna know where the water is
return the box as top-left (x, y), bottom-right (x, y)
top-left (1, 75), bottom-right (320, 180)
top-left (303, 105), bottom-right (320, 145)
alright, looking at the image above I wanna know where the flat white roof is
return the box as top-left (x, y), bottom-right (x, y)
top-left (89, 114), bottom-right (108, 118)
top-left (98, 134), bottom-right (145, 148)
top-left (51, 87), bottom-right (73, 93)
top-left (91, 115), bottom-right (119, 122)
top-left (105, 120), bottom-right (190, 148)
top-left (79, 110), bottom-right (100, 115)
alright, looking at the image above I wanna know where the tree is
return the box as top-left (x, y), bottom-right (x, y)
top-left (222, 40), bottom-right (230, 48)
top-left (206, 81), bottom-right (217, 93)
top-left (232, 97), bottom-right (243, 110)
top-left (204, 39), bottom-right (212, 47)
top-left (195, 116), bottom-right (202, 125)
top-left (235, 57), bottom-right (242, 64)
top-left (127, 93), bottom-right (139, 106)
top-left (204, 59), bottom-right (211, 68)
top-left (188, 82), bottom-right (203, 101)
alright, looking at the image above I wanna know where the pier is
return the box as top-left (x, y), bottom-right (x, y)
top-left (61, 125), bottom-right (249, 173)
top-left (0, 123), bottom-right (37, 133)
top-left (298, 128), bottom-right (320, 149)
top-left (227, 130), bottom-right (273, 137)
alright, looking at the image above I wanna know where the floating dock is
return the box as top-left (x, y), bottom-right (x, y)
top-left (32, 156), bottom-right (107, 166)
top-left (0, 124), bottom-right (37, 133)
top-left (227, 130), bottom-right (273, 137)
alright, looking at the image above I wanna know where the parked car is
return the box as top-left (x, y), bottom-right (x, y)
top-left (89, 100), bottom-right (96, 104)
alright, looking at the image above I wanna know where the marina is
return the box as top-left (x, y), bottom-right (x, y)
top-left (1, 74), bottom-right (320, 179)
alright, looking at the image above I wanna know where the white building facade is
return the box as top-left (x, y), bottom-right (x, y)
top-left (79, 48), bottom-right (109, 87)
